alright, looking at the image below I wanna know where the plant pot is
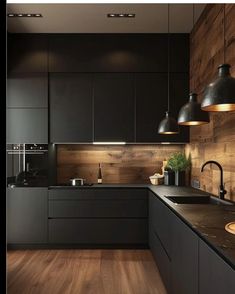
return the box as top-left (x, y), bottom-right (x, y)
top-left (175, 171), bottom-right (186, 186)
top-left (164, 170), bottom-right (175, 185)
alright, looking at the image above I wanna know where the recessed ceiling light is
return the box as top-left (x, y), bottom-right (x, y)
top-left (7, 13), bottom-right (42, 17)
top-left (107, 13), bottom-right (135, 18)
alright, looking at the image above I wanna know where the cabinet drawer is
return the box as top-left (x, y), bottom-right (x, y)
top-left (149, 228), bottom-right (171, 293)
top-left (49, 199), bottom-right (147, 218)
top-left (48, 188), bottom-right (147, 200)
top-left (49, 219), bottom-right (148, 244)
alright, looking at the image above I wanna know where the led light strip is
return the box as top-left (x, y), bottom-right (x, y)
top-left (93, 142), bottom-right (126, 145)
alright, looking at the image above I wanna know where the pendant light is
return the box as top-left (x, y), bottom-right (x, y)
top-left (158, 4), bottom-right (179, 135)
top-left (178, 5), bottom-right (210, 126)
top-left (201, 4), bottom-right (235, 112)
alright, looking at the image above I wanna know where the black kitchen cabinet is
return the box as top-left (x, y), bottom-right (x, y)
top-left (7, 188), bottom-right (48, 244)
top-left (7, 34), bottom-right (48, 73)
top-left (50, 73), bottom-right (93, 143)
top-left (94, 74), bottom-right (135, 142)
top-left (149, 192), bottom-right (172, 257)
top-left (199, 240), bottom-right (235, 294)
top-left (49, 34), bottom-right (168, 72)
top-left (166, 73), bottom-right (189, 142)
top-left (49, 219), bottom-right (147, 244)
top-left (48, 188), bottom-right (148, 245)
top-left (7, 73), bottom-right (48, 108)
top-left (169, 34), bottom-right (189, 73)
top-left (135, 73), bottom-right (189, 143)
top-left (149, 192), bottom-right (172, 293)
top-left (135, 73), bottom-right (168, 142)
top-left (171, 215), bottom-right (199, 294)
top-left (7, 108), bottom-right (48, 143)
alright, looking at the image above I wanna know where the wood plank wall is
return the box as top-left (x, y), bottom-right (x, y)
top-left (57, 145), bottom-right (183, 184)
top-left (186, 4), bottom-right (235, 200)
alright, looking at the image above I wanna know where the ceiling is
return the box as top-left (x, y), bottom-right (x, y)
top-left (7, 4), bottom-right (206, 33)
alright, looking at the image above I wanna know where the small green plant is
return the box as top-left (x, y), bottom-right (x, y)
top-left (167, 152), bottom-right (190, 172)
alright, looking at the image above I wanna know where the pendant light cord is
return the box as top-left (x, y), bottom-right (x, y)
top-left (223, 4), bottom-right (226, 64)
top-left (167, 4), bottom-right (170, 113)
top-left (192, 4), bottom-right (195, 92)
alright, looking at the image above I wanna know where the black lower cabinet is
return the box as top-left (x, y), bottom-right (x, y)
top-left (49, 219), bottom-right (147, 244)
top-left (199, 240), bottom-right (235, 294)
top-left (171, 215), bottom-right (199, 294)
top-left (7, 188), bottom-right (48, 244)
top-left (48, 188), bottom-right (148, 245)
top-left (149, 192), bottom-right (198, 294)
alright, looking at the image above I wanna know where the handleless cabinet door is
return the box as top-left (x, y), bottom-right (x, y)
top-left (7, 108), bottom-right (48, 143)
top-left (7, 73), bottom-right (48, 108)
top-left (7, 188), bottom-right (48, 244)
top-left (171, 215), bottom-right (199, 294)
top-left (7, 34), bottom-right (48, 73)
top-left (135, 73), bottom-right (168, 142)
top-left (50, 73), bottom-right (93, 143)
top-left (199, 240), bottom-right (235, 294)
top-left (94, 73), bottom-right (134, 142)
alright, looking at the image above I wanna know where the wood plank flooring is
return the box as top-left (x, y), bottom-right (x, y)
top-left (7, 249), bottom-right (167, 294)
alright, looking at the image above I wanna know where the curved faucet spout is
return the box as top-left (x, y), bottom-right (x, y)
top-left (200, 160), bottom-right (226, 200)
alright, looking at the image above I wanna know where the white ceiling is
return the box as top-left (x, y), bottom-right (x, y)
top-left (7, 4), bottom-right (206, 33)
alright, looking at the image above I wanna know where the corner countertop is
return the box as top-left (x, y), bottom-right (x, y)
top-left (49, 183), bottom-right (235, 269)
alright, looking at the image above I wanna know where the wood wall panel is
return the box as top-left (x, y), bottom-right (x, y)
top-left (57, 145), bottom-right (183, 184)
top-left (187, 4), bottom-right (235, 201)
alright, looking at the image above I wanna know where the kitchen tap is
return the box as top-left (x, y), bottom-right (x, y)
top-left (200, 160), bottom-right (227, 200)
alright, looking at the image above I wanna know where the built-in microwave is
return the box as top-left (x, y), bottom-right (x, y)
top-left (7, 144), bottom-right (48, 187)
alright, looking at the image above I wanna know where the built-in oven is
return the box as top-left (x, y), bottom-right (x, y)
top-left (7, 144), bottom-right (48, 187)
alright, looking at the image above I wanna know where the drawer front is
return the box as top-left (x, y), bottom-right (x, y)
top-left (149, 191), bottom-right (172, 258)
top-left (49, 219), bottom-right (148, 244)
top-left (149, 228), bottom-right (171, 293)
top-left (48, 188), bottom-right (147, 200)
top-left (49, 199), bottom-right (147, 218)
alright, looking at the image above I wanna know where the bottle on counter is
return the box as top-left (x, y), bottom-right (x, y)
top-left (97, 163), bottom-right (102, 184)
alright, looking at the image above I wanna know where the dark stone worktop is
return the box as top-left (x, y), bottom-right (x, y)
top-left (49, 184), bottom-right (235, 269)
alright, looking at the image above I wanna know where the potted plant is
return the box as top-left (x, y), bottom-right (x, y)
top-left (166, 152), bottom-right (190, 186)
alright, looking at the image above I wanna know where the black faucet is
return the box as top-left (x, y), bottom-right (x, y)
top-left (200, 160), bottom-right (227, 200)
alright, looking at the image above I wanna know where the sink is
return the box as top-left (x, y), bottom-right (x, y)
top-left (165, 195), bottom-right (234, 205)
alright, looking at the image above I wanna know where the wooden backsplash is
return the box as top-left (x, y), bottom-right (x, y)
top-left (57, 145), bottom-right (183, 184)
top-left (187, 4), bottom-right (235, 201)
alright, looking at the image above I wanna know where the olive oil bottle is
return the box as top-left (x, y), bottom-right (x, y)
top-left (97, 163), bottom-right (102, 184)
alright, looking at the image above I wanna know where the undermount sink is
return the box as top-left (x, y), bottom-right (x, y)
top-left (165, 195), bottom-right (234, 206)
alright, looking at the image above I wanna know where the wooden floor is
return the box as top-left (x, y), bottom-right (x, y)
top-left (7, 249), bottom-right (167, 294)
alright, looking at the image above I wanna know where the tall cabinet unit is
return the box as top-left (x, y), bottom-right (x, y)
top-left (7, 34), bottom-right (48, 144)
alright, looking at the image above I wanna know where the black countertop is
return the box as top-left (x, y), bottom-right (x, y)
top-left (49, 184), bottom-right (235, 269)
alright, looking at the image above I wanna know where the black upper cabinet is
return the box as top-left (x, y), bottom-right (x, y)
top-left (136, 73), bottom-right (189, 143)
top-left (166, 73), bottom-right (189, 142)
top-left (49, 34), bottom-right (168, 72)
top-left (7, 108), bottom-right (48, 143)
top-left (7, 34), bottom-right (48, 73)
top-left (169, 34), bottom-right (189, 72)
top-left (94, 74), bottom-right (134, 142)
top-left (50, 73), bottom-right (93, 143)
top-left (136, 73), bottom-right (168, 142)
top-left (7, 73), bottom-right (48, 108)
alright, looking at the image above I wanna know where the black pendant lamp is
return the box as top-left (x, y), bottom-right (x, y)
top-left (201, 5), bottom-right (235, 112)
top-left (178, 5), bottom-right (210, 126)
top-left (178, 93), bottom-right (209, 125)
top-left (158, 5), bottom-right (179, 135)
